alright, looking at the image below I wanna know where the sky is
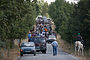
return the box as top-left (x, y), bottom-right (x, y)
top-left (44, 0), bottom-right (79, 4)
top-left (44, 0), bottom-right (55, 4)
top-left (65, 0), bottom-right (79, 3)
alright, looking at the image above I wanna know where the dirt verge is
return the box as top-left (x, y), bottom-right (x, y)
top-left (56, 34), bottom-right (86, 60)
top-left (0, 45), bottom-right (20, 60)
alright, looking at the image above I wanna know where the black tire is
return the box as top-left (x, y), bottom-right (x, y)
top-left (42, 50), bottom-right (46, 54)
top-left (44, 51), bottom-right (46, 54)
top-left (20, 53), bottom-right (23, 56)
top-left (48, 42), bottom-right (51, 44)
top-left (47, 41), bottom-right (50, 44)
top-left (36, 50), bottom-right (39, 52)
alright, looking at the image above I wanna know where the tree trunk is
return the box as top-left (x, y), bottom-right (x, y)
top-left (19, 38), bottom-right (21, 47)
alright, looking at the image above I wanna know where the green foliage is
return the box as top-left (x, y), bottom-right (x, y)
top-left (32, 1), bottom-right (42, 16)
top-left (34, 0), bottom-right (49, 17)
top-left (48, 0), bottom-right (90, 48)
top-left (0, 0), bottom-right (36, 48)
top-left (49, 0), bottom-right (74, 42)
top-left (77, 0), bottom-right (90, 48)
top-left (42, 2), bottom-right (48, 17)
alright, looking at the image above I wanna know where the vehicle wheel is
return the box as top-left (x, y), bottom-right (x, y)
top-left (44, 51), bottom-right (46, 54)
top-left (20, 53), bottom-right (23, 56)
top-left (48, 42), bottom-right (51, 44)
top-left (42, 50), bottom-right (46, 54)
top-left (47, 41), bottom-right (50, 44)
top-left (36, 50), bottom-right (39, 52)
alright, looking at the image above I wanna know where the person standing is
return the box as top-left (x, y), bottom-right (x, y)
top-left (51, 40), bottom-right (58, 56)
top-left (28, 32), bottom-right (31, 42)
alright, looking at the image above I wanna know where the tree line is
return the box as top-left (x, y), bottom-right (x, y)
top-left (48, 0), bottom-right (90, 49)
top-left (0, 0), bottom-right (38, 49)
top-left (0, 0), bottom-right (49, 49)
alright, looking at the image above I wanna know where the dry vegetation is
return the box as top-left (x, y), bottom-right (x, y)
top-left (56, 34), bottom-right (87, 60)
top-left (0, 46), bottom-right (19, 60)
top-left (57, 33), bottom-right (90, 60)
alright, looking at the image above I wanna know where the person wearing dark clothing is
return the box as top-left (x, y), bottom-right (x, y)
top-left (28, 32), bottom-right (31, 42)
top-left (77, 33), bottom-right (84, 44)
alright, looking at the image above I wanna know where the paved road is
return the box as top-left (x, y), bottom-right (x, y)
top-left (17, 44), bottom-right (79, 60)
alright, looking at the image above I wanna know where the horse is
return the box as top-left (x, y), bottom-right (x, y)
top-left (75, 41), bottom-right (84, 55)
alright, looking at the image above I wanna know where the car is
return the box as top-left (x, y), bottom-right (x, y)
top-left (30, 37), bottom-right (47, 54)
top-left (46, 35), bottom-right (56, 43)
top-left (20, 42), bottom-right (36, 56)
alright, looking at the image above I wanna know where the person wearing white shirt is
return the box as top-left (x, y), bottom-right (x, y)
top-left (51, 40), bottom-right (58, 56)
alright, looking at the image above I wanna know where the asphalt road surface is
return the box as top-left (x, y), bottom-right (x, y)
top-left (17, 44), bottom-right (79, 60)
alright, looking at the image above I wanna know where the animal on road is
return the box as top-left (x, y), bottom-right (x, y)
top-left (75, 41), bottom-right (84, 55)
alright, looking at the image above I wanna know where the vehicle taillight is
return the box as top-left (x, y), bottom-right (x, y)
top-left (35, 43), bottom-right (39, 46)
top-left (20, 49), bottom-right (23, 52)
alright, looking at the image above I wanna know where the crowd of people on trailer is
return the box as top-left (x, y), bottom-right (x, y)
top-left (28, 16), bottom-right (84, 56)
top-left (28, 16), bottom-right (58, 56)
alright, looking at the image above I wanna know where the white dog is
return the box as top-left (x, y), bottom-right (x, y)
top-left (75, 41), bottom-right (84, 55)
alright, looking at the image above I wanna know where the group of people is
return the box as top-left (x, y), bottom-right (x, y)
top-left (36, 24), bottom-right (52, 38)
top-left (28, 16), bottom-right (84, 56)
top-left (36, 22), bottom-right (59, 56)
top-left (36, 20), bottom-right (59, 56)
top-left (28, 21), bottom-right (59, 56)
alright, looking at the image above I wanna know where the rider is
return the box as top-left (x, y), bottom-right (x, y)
top-left (77, 33), bottom-right (84, 44)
